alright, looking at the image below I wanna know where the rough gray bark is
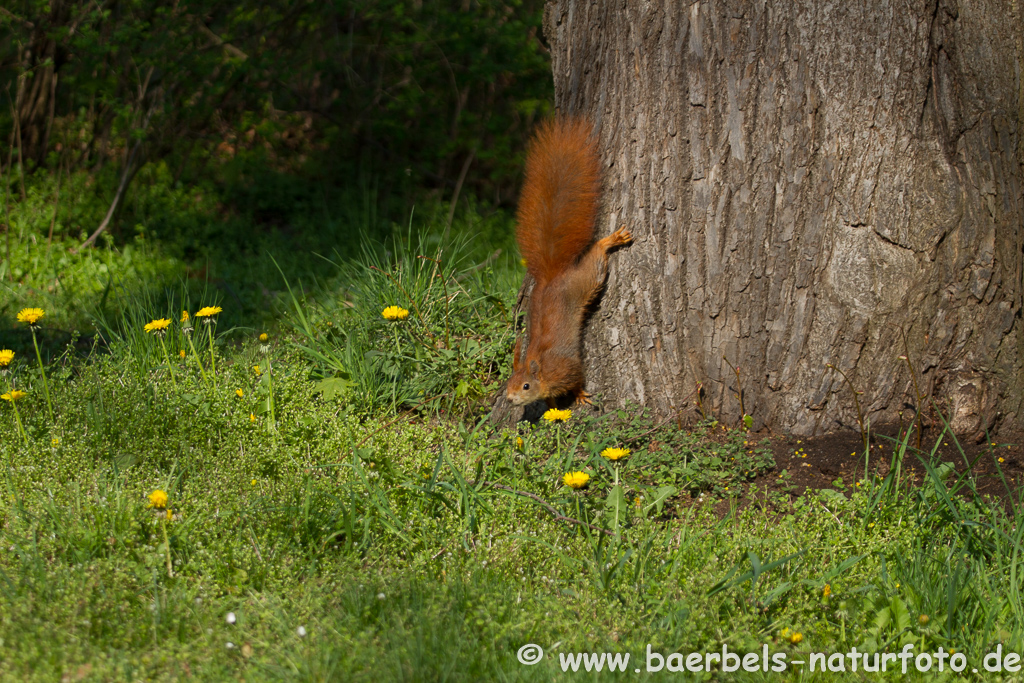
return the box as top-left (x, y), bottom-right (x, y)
top-left (527, 0), bottom-right (1024, 436)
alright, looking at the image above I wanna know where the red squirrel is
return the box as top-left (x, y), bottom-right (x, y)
top-left (506, 118), bottom-right (632, 408)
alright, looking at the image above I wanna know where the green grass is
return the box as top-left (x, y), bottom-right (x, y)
top-left (1, 173), bottom-right (1024, 681)
top-left (0, 161), bottom-right (518, 355)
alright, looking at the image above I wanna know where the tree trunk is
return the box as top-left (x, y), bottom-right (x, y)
top-left (16, 1), bottom-right (68, 166)
top-left (529, 0), bottom-right (1024, 436)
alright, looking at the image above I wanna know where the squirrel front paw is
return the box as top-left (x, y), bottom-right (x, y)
top-left (609, 226), bottom-right (632, 246)
top-left (572, 388), bottom-right (594, 406)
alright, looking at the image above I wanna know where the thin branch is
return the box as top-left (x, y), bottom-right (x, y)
top-left (0, 7), bottom-right (35, 30)
top-left (444, 145), bottom-right (476, 238)
top-left (13, 56), bottom-right (27, 201)
top-left (80, 64), bottom-right (157, 250)
top-left (457, 249), bottom-right (502, 281)
top-left (195, 21), bottom-right (249, 61)
top-left (79, 139), bottom-right (141, 249)
top-left (3, 84), bottom-right (13, 282)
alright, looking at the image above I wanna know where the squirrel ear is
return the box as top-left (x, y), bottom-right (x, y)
top-left (513, 339), bottom-right (522, 370)
top-left (529, 360), bottom-right (539, 376)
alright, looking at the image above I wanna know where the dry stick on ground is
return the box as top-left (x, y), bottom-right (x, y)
top-left (79, 138), bottom-right (141, 249)
top-left (443, 145), bottom-right (476, 240)
top-left (80, 62), bottom-right (156, 250)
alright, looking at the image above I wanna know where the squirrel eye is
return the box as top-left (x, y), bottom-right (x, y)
top-left (523, 383), bottom-right (530, 390)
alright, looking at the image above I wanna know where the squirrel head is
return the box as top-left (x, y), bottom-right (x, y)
top-left (507, 339), bottom-right (544, 406)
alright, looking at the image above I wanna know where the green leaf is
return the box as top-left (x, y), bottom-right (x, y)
top-left (819, 488), bottom-right (845, 504)
top-left (314, 376), bottom-right (354, 400)
top-left (645, 485), bottom-right (677, 515)
top-left (890, 596), bottom-right (911, 632)
top-left (604, 485), bottom-right (629, 531)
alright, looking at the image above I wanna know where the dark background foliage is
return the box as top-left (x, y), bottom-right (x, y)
top-left (0, 0), bottom-right (551, 257)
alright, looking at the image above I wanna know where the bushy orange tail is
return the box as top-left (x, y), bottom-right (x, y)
top-left (516, 119), bottom-right (601, 285)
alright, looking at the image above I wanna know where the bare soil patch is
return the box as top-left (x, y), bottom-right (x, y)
top-left (701, 425), bottom-right (1024, 517)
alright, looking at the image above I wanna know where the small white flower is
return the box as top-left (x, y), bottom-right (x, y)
top-left (226, 642), bottom-right (235, 649)
top-left (226, 612), bottom-right (236, 624)
top-left (297, 626), bottom-right (307, 637)
top-left (377, 593), bottom-right (385, 600)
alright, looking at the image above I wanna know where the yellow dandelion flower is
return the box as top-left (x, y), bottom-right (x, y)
top-left (181, 310), bottom-right (190, 323)
top-left (790, 632), bottom-right (803, 645)
top-left (250, 413), bottom-right (255, 422)
top-left (236, 389), bottom-right (244, 398)
top-left (148, 490), bottom-right (168, 509)
top-left (16, 308), bottom-right (45, 325)
top-left (144, 318), bottom-right (171, 333)
top-left (562, 471), bottom-right (590, 489)
top-left (601, 447), bottom-right (631, 461)
top-left (382, 306), bottom-right (409, 321)
top-left (179, 350), bottom-right (186, 358)
top-left (166, 509), bottom-right (174, 521)
top-left (823, 584), bottom-right (831, 598)
top-left (998, 457), bottom-right (1005, 463)
top-left (253, 365), bottom-right (261, 375)
top-left (195, 306), bottom-right (223, 318)
top-left (251, 479), bottom-right (257, 486)
top-left (515, 437), bottom-right (524, 449)
top-left (51, 438), bottom-right (59, 447)
top-left (542, 408), bottom-right (572, 422)
top-left (259, 333), bottom-right (269, 342)
top-left (0, 349), bottom-right (14, 366)
top-left (1, 390), bottom-right (27, 401)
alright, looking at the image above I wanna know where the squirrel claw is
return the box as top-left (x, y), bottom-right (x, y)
top-left (609, 226), bottom-right (632, 246)
top-left (573, 389), bottom-right (593, 406)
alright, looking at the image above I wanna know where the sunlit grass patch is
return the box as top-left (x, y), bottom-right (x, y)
top-left (0, 214), bottom-right (1023, 680)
